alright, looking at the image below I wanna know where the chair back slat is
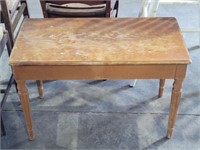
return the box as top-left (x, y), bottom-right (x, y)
top-left (40, 0), bottom-right (119, 18)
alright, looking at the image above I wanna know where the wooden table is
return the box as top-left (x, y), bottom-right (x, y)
top-left (9, 18), bottom-right (191, 140)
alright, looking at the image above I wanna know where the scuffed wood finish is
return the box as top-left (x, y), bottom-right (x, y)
top-left (9, 18), bottom-right (190, 66)
top-left (9, 18), bottom-right (191, 140)
top-left (12, 65), bottom-right (178, 80)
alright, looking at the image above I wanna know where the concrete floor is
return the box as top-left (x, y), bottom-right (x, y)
top-left (1, 0), bottom-right (200, 149)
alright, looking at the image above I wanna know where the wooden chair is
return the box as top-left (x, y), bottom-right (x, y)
top-left (40, 0), bottom-right (119, 18)
top-left (139, 0), bottom-right (200, 46)
top-left (1, 0), bottom-right (44, 98)
top-left (0, 27), bottom-right (13, 136)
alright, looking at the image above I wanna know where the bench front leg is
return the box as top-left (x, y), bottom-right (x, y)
top-left (17, 80), bottom-right (35, 140)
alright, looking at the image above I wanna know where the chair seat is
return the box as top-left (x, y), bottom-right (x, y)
top-left (47, 3), bottom-right (106, 17)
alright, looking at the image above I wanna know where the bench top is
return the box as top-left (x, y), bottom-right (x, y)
top-left (9, 18), bottom-right (191, 66)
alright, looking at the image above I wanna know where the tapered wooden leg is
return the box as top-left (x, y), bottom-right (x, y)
top-left (167, 79), bottom-right (183, 138)
top-left (36, 80), bottom-right (44, 98)
top-left (17, 80), bottom-right (35, 140)
top-left (158, 79), bottom-right (165, 97)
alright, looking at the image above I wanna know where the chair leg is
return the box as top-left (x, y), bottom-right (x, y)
top-left (114, 0), bottom-right (119, 17)
top-left (21, 0), bottom-right (30, 17)
top-left (198, 0), bottom-right (200, 46)
top-left (13, 79), bottom-right (18, 92)
top-left (0, 75), bottom-right (15, 136)
top-left (1, 117), bottom-right (6, 136)
top-left (148, 0), bottom-right (160, 17)
top-left (5, 31), bottom-right (12, 56)
top-left (1, 75), bottom-right (14, 109)
top-left (129, 79), bottom-right (137, 88)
